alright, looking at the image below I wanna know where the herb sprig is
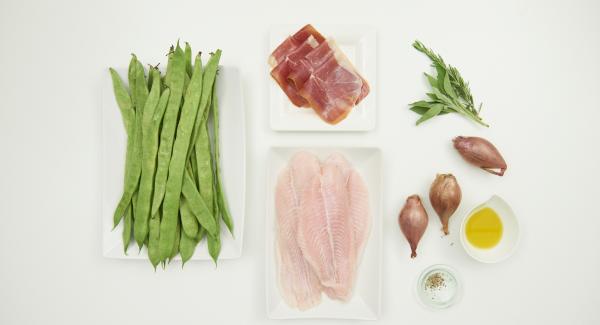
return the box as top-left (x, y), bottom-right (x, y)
top-left (410, 40), bottom-right (488, 127)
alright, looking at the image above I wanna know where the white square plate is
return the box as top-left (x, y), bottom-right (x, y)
top-left (266, 147), bottom-right (382, 320)
top-left (101, 66), bottom-right (246, 260)
top-left (269, 25), bottom-right (377, 131)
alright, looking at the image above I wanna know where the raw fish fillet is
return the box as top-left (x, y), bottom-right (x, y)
top-left (297, 160), bottom-right (355, 297)
top-left (318, 154), bottom-right (371, 301)
top-left (325, 153), bottom-right (371, 256)
top-left (274, 152), bottom-right (322, 310)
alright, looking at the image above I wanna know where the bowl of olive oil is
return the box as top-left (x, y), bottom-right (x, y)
top-left (460, 195), bottom-right (520, 263)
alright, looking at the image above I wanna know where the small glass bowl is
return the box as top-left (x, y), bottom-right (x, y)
top-left (415, 264), bottom-right (462, 309)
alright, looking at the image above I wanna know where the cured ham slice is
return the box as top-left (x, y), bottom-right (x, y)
top-left (294, 40), bottom-right (370, 124)
top-left (274, 152), bottom-right (322, 310)
top-left (268, 24), bottom-right (325, 68)
top-left (269, 37), bottom-right (319, 107)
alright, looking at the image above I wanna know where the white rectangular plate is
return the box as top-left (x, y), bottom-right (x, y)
top-left (266, 147), bottom-right (382, 320)
top-left (101, 66), bottom-right (246, 260)
top-left (269, 25), bottom-right (377, 131)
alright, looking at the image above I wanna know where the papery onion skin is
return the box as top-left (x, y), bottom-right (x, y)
top-left (453, 136), bottom-right (507, 176)
top-left (429, 174), bottom-right (461, 235)
top-left (398, 195), bottom-right (429, 258)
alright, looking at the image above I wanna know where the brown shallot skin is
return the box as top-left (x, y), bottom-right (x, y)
top-left (429, 174), bottom-right (461, 235)
top-left (453, 136), bottom-right (507, 176)
top-left (398, 195), bottom-right (429, 258)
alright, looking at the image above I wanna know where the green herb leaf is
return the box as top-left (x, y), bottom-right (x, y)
top-left (443, 72), bottom-right (457, 99)
top-left (416, 104), bottom-right (444, 125)
top-left (424, 73), bottom-right (437, 88)
top-left (410, 100), bottom-right (431, 107)
top-left (410, 106), bottom-right (430, 115)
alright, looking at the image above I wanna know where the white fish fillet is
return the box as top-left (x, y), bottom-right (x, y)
top-left (319, 153), bottom-right (371, 301)
top-left (274, 152), bottom-right (322, 310)
top-left (275, 151), bottom-right (371, 308)
top-left (297, 160), bottom-right (355, 297)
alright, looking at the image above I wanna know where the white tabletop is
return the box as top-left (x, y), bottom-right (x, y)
top-left (1, 0), bottom-right (599, 324)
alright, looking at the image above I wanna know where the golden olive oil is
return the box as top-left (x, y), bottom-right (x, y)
top-left (465, 207), bottom-right (503, 249)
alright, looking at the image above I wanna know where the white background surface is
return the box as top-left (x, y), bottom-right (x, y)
top-left (1, 0), bottom-right (599, 324)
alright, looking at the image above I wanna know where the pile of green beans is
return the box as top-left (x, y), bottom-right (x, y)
top-left (109, 42), bottom-right (233, 268)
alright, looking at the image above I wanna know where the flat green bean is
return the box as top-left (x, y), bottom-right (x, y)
top-left (133, 69), bottom-right (163, 247)
top-left (207, 181), bottom-right (221, 264)
top-left (181, 172), bottom-right (217, 237)
top-left (168, 217), bottom-right (181, 263)
top-left (195, 120), bottom-right (214, 212)
top-left (184, 42), bottom-right (193, 77)
top-left (158, 53), bottom-right (205, 260)
top-left (122, 204), bottom-right (133, 253)
top-left (180, 197), bottom-right (199, 238)
top-left (128, 55), bottom-right (138, 108)
top-left (148, 212), bottom-right (161, 269)
top-left (188, 50), bottom-right (221, 156)
top-left (108, 69), bottom-right (134, 136)
top-left (150, 44), bottom-right (186, 218)
top-left (134, 60), bottom-right (149, 112)
top-left (112, 59), bottom-right (143, 228)
top-left (179, 231), bottom-right (195, 266)
top-left (211, 80), bottom-right (234, 234)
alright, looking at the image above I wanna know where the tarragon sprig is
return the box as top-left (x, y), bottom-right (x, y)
top-left (410, 40), bottom-right (488, 127)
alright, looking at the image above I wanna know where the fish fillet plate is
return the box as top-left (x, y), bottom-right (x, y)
top-left (266, 147), bottom-right (381, 320)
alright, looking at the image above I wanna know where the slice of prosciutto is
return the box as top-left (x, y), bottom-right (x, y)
top-left (270, 36), bottom-right (319, 107)
top-left (268, 24), bottom-right (325, 68)
top-left (293, 40), bottom-right (370, 124)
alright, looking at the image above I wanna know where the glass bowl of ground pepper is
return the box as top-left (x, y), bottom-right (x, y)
top-left (415, 264), bottom-right (462, 309)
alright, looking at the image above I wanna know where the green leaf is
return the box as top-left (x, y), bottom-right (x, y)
top-left (410, 100), bottom-right (431, 107)
top-left (432, 87), bottom-right (452, 104)
top-left (443, 72), bottom-right (457, 99)
top-left (424, 73), bottom-right (437, 88)
top-left (436, 65), bottom-right (446, 91)
top-left (410, 106), bottom-right (429, 115)
top-left (416, 104), bottom-right (444, 125)
top-left (426, 93), bottom-right (438, 101)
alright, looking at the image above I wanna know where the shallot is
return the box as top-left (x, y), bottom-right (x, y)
top-left (429, 174), bottom-right (461, 235)
top-left (398, 195), bottom-right (429, 258)
top-left (453, 136), bottom-right (507, 176)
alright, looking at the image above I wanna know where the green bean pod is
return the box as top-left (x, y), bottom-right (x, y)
top-left (207, 181), bottom-right (221, 264)
top-left (188, 50), bottom-right (221, 156)
top-left (150, 44), bottom-right (186, 218)
top-left (108, 69), bottom-right (134, 136)
top-left (180, 197), bottom-right (199, 238)
top-left (112, 60), bottom-right (143, 228)
top-left (211, 80), bottom-right (234, 234)
top-left (122, 204), bottom-right (133, 253)
top-left (184, 42), bottom-right (193, 77)
top-left (195, 120), bottom-right (214, 213)
top-left (158, 53), bottom-right (205, 261)
top-left (148, 212), bottom-right (161, 269)
top-left (181, 172), bottom-right (217, 237)
top-left (167, 217), bottom-right (181, 263)
top-left (133, 69), bottom-right (163, 247)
